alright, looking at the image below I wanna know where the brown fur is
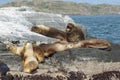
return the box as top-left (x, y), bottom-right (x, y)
top-left (41, 41), bottom-right (67, 57)
top-left (7, 43), bottom-right (39, 73)
top-left (21, 43), bottom-right (38, 73)
top-left (7, 39), bottom-right (111, 73)
top-left (32, 41), bottom-right (67, 58)
top-left (7, 43), bottom-right (24, 56)
top-left (71, 39), bottom-right (111, 51)
top-left (45, 39), bottom-right (111, 54)
top-left (32, 45), bottom-right (45, 62)
top-left (31, 25), bottom-right (66, 41)
top-left (31, 23), bottom-right (85, 42)
top-left (66, 23), bottom-right (85, 42)
top-left (34, 39), bottom-right (111, 58)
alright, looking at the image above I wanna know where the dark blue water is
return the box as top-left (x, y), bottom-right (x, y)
top-left (70, 14), bottom-right (120, 44)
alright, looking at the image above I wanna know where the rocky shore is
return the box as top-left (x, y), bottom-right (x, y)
top-left (0, 42), bottom-right (120, 80)
top-left (0, 6), bottom-right (120, 80)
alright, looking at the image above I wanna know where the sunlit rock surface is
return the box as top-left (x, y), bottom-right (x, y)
top-left (0, 6), bottom-right (73, 43)
top-left (0, 6), bottom-right (120, 80)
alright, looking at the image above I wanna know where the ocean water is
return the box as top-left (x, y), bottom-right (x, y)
top-left (70, 14), bottom-right (120, 44)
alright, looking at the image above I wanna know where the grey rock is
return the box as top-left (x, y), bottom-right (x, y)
top-left (0, 60), bottom-right (9, 76)
top-left (0, 6), bottom-right (74, 43)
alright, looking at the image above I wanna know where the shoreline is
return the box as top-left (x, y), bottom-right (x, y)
top-left (63, 13), bottom-right (120, 16)
top-left (0, 41), bottom-right (120, 79)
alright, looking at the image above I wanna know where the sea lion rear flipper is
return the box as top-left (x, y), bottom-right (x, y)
top-left (71, 39), bottom-right (111, 51)
top-left (88, 45), bottom-right (111, 51)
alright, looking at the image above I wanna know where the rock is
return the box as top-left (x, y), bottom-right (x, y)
top-left (0, 6), bottom-right (74, 43)
top-left (0, 60), bottom-right (9, 76)
top-left (90, 71), bottom-right (120, 80)
top-left (0, 6), bottom-right (119, 80)
top-left (0, 42), bottom-right (7, 51)
top-left (0, 43), bottom-right (120, 79)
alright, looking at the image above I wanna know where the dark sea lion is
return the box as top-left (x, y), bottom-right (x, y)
top-left (31, 25), bottom-right (66, 41)
top-left (66, 22), bottom-right (85, 42)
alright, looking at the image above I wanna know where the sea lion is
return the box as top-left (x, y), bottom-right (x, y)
top-left (7, 43), bottom-right (39, 73)
top-left (31, 23), bottom-right (85, 43)
top-left (21, 43), bottom-right (39, 73)
top-left (30, 23), bottom-right (111, 51)
top-left (31, 25), bottom-right (66, 41)
top-left (66, 22), bottom-right (85, 42)
top-left (34, 39), bottom-right (111, 57)
top-left (7, 39), bottom-right (111, 72)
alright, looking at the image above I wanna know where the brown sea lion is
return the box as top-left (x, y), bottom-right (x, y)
top-left (7, 42), bottom-right (45, 62)
top-left (21, 43), bottom-right (39, 73)
top-left (7, 39), bottom-right (111, 73)
top-left (7, 43), bottom-right (39, 73)
top-left (34, 39), bottom-right (111, 57)
top-left (31, 23), bottom-right (85, 42)
top-left (31, 25), bottom-right (66, 41)
top-left (30, 23), bottom-right (111, 51)
top-left (66, 22), bottom-right (85, 42)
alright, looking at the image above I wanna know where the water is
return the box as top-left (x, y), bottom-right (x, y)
top-left (70, 14), bottom-right (120, 44)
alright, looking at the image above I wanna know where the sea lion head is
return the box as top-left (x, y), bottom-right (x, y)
top-left (7, 43), bottom-right (17, 54)
top-left (66, 22), bottom-right (85, 42)
top-left (66, 22), bottom-right (77, 33)
top-left (7, 43), bottom-right (25, 56)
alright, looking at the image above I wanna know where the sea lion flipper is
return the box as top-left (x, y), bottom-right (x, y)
top-left (31, 25), bottom-right (66, 41)
top-left (70, 39), bottom-right (111, 51)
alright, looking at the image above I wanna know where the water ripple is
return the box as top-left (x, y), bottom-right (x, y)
top-left (70, 14), bottom-right (120, 44)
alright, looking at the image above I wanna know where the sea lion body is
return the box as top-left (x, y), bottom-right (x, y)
top-left (7, 43), bottom-right (39, 73)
